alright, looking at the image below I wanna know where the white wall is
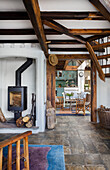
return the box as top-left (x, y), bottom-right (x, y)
top-left (0, 44), bottom-right (47, 132)
top-left (97, 76), bottom-right (110, 108)
top-left (0, 58), bottom-right (36, 118)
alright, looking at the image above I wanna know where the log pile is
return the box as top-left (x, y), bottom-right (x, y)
top-left (16, 114), bottom-right (33, 128)
top-left (16, 93), bottom-right (36, 128)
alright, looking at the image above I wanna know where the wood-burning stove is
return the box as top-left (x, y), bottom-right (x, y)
top-left (8, 58), bottom-right (33, 121)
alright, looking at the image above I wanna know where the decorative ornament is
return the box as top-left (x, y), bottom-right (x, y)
top-left (79, 72), bottom-right (84, 77)
top-left (49, 54), bottom-right (58, 66)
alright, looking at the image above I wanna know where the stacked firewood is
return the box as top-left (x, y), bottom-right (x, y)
top-left (16, 114), bottom-right (34, 128)
top-left (16, 93), bottom-right (36, 128)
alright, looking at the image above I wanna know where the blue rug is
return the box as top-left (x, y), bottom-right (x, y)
top-left (3, 145), bottom-right (65, 170)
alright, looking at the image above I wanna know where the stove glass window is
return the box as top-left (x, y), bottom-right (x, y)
top-left (10, 91), bottom-right (22, 107)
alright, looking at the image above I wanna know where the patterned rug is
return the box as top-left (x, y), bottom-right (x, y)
top-left (3, 145), bottom-right (65, 170)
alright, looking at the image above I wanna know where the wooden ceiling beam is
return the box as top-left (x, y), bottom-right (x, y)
top-left (49, 47), bottom-right (105, 52)
top-left (0, 29), bottom-right (35, 35)
top-left (69, 29), bottom-right (110, 35)
top-left (0, 29), bottom-right (61, 35)
top-left (0, 11), bottom-right (104, 20)
top-left (56, 54), bottom-right (90, 60)
top-left (92, 42), bottom-right (110, 50)
top-left (105, 73), bottom-right (110, 77)
top-left (47, 40), bottom-right (81, 44)
top-left (43, 20), bottom-right (86, 44)
top-left (0, 29), bottom-right (109, 36)
top-left (41, 11), bottom-right (104, 20)
top-left (86, 42), bottom-right (105, 81)
top-left (101, 64), bottom-right (110, 68)
top-left (89, 0), bottom-right (110, 22)
top-left (97, 54), bottom-right (110, 60)
top-left (64, 60), bottom-right (71, 70)
top-left (23, 0), bottom-right (48, 57)
top-left (86, 34), bottom-right (110, 42)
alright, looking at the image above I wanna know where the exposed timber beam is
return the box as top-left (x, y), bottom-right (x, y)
top-left (97, 54), bottom-right (110, 60)
top-left (64, 60), bottom-right (71, 70)
top-left (0, 11), bottom-right (105, 20)
top-left (86, 42), bottom-right (105, 81)
top-left (0, 29), bottom-right (61, 35)
top-left (92, 42), bottom-right (110, 50)
top-left (0, 12), bottom-right (29, 20)
top-left (0, 29), bottom-right (109, 36)
top-left (65, 65), bottom-right (78, 70)
top-left (105, 73), bottom-right (110, 77)
top-left (49, 47), bottom-right (105, 52)
top-left (89, 0), bottom-right (110, 22)
top-left (41, 12), bottom-right (105, 20)
top-left (0, 39), bottom-right (79, 44)
top-left (23, 0), bottom-right (48, 57)
top-left (44, 29), bottom-right (62, 35)
top-left (56, 54), bottom-right (90, 60)
top-left (69, 29), bottom-right (110, 35)
top-left (101, 64), bottom-right (110, 68)
top-left (0, 29), bottom-right (35, 35)
top-left (43, 20), bottom-right (86, 44)
top-left (47, 40), bottom-right (81, 44)
top-left (86, 34), bottom-right (110, 42)
top-left (56, 54), bottom-right (110, 61)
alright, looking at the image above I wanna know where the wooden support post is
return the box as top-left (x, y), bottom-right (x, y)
top-left (91, 61), bottom-right (97, 122)
top-left (47, 61), bottom-right (56, 107)
top-left (23, 137), bottom-right (29, 170)
top-left (8, 144), bottom-right (12, 170)
top-left (0, 148), bottom-right (3, 170)
top-left (16, 140), bottom-right (20, 170)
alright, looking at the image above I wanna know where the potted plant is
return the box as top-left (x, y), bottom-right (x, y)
top-left (66, 93), bottom-right (73, 99)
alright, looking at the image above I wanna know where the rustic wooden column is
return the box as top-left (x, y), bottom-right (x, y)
top-left (47, 61), bottom-right (56, 108)
top-left (91, 61), bottom-right (97, 122)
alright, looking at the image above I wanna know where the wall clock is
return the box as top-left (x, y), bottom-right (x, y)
top-left (79, 72), bottom-right (84, 77)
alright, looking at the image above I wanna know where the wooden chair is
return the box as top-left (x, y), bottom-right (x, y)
top-left (76, 98), bottom-right (86, 115)
top-left (0, 131), bottom-right (32, 170)
top-left (85, 93), bottom-right (91, 112)
top-left (56, 96), bottom-right (64, 110)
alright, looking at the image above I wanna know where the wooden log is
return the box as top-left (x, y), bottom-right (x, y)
top-left (25, 120), bottom-right (33, 128)
top-left (22, 115), bottom-right (31, 123)
top-left (16, 117), bottom-right (24, 127)
top-left (0, 108), bottom-right (6, 122)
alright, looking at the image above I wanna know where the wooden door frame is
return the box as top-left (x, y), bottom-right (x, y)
top-left (47, 59), bottom-right (97, 122)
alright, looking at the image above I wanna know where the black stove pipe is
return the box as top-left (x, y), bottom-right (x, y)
top-left (16, 58), bottom-right (33, 86)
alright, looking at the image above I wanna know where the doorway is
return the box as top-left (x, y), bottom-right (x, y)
top-left (55, 60), bottom-right (91, 116)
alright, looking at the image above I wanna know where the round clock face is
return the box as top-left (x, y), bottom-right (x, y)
top-left (79, 72), bottom-right (84, 77)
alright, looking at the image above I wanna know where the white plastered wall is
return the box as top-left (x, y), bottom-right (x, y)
top-left (0, 44), bottom-right (47, 132)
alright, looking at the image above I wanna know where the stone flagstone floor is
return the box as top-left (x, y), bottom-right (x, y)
top-left (0, 116), bottom-right (110, 169)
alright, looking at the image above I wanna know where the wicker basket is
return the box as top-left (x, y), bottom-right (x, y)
top-left (98, 110), bottom-right (110, 129)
